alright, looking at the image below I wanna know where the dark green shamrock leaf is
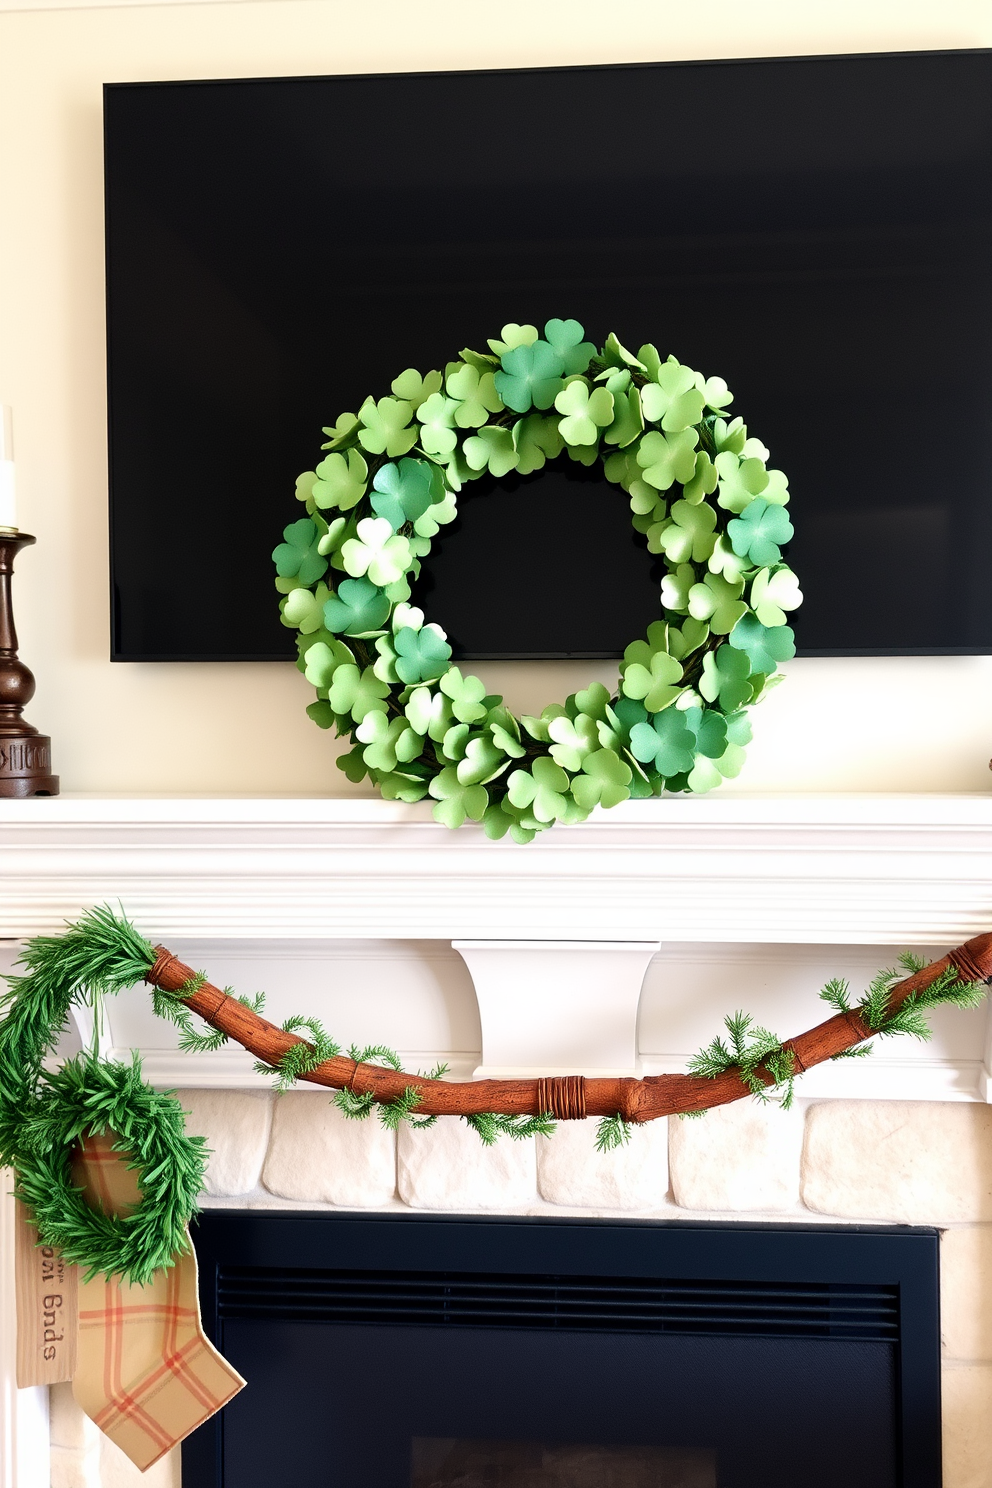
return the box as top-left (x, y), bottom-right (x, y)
top-left (493, 341), bottom-right (565, 413)
top-left (728, 614), bottom-right (797, 674)
top-left (700, 645), bottom-right (753, 711)
top-left (543, 318), bottom-right (596, 375)
top-left (727, 498), bottom-right (794, 567)
top-left (683, 706), bottom-right (728, 759)
top-left (571, 748), bottom-right (632, 810)
top-left (393, 623), bottom-right (452, 684)
top-left (370, 458), bottom-right (435, 530)
top-left (272, 518), bottom-right (328, 587)
top-left (629, 707), bottom-right (696, 776)
top-left (357, 395), bottom-right (418, 457)
top-left (323, 577), bottom-right (390, 636)
top-left (445, 364), bottom-right (503, 427)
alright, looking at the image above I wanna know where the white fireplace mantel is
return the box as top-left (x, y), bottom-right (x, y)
top-left (1, 793), bottom-right (991, 945)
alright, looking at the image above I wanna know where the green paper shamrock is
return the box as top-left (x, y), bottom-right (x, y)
top-left (727, 498), bottom-right (794, 567)
top-left (272, 518), bottom-right (328, 587)
top-left (601, 332), bottom-right (645, 371)
top-left (715, 451), bottom-right (787, 514)
top-left (356, 711), bottom-right (423, 771)
top-left (707, 533), bottom-right (752, 583)
top-left (440, 667), bottom-right (489, 723)
top-left (377, 768), bottom-right (431, 803)
top-left (282, 581), bottom-right (332, 634)
top-left (687, 572), bottom-right (748, 634)
top-left (413, 489), bottom-right (457, 538)
top-left (547, 713), bottom-right (599, 771)
top-left (393, 624), bottom-right (452, 684)
top-left (603, 385), bottom-right (644, 449)
top-left (391, 367), bottom-right (443, 410)
top-left (405, 685), bottom-right (452, 740)
top-left (667, 616), bottom-right (710, 660)
top-left (321, 411), bottom-right (360, 450)
top-left (487, 323), bottom-right (538, 356)
top-left (301, 637), bottom-right (354, 690)
top-left (341, 517), bottom-right (412, 587)
top-left (637, 429), bottom-right (699, 491)
top-left (700, 645), bottom-right (753, 711)
top-left (463, 426), bottom-right (519, 477)
top-left (543, 318), bottom-right (596, 375)
top-left (428, 767), bottom-right (489, 829)
top-left (445, 364), bottom-right (503, 428)
top-left (660, 563), bottom-right (695, 613)
top-left (554, 381), bottom-right (615, 446)
top-left (749, 566), bottom-right (803, 627)
top-left (493, 341), bottom-right (565, 413)
top-left (621, 649), bottom-right (684, 713)
top-left (571, 748), bottom-right (632, 810)
top-left (507, 757), bottom-right (571, 823)
top-left (316, 516), bottom-right (348, 558)
top-left (700, 374), bottom-right (733, 411)
top-left (416, 392), bottom-right (460, 455)
top-left (641, 359), bottom-right (706, 433)
top-left (327, 663), bottom-right (389, 722)
top-left (728, 614), bottom-right (797, 674)
top-left (629, 707), bottom-right (696, 776)
top-left (513, 414), bottom-right (564, 474)
top-left (650, 498), bottom-right (717, 564)
top-left (311, 448), bottom-right (369, 511)
top-left (682, 451), bottom-right (718, 505)
top-left (456, 735), bottom-right (509, 786)
top-left (323, 577), bottom-right (391, 636)
top-left (370, 458), bottom-right (435, 530)
top-left (683, 705), bottom-right (728, 759)
top-left (357, 395), bottom-right (417, 457)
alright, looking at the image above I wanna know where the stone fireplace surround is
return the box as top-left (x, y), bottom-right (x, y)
top-left (1, 795), bottom-right (991, 1488)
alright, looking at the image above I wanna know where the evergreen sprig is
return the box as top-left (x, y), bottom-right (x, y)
top-left (462, 1112), bottom-right (557, 1146)
top-left (595, 1113), bottom-right (634, 1151)
top-left (255, 1015), bottom-right (341, 1091)
top-left (688, 1010), bottom-right (796, 1108)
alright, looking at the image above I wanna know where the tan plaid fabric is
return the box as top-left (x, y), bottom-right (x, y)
top-left (71, 1130), bottom-right (245, 1471)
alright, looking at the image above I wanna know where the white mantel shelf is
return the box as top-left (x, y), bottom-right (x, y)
top-left (1, 793), bottom-right (991, 946)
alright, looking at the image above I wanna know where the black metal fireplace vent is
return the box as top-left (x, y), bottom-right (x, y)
top-left (218, 1265), bottom-right (899, 1341)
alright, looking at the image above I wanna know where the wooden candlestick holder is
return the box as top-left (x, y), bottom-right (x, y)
top-left (0, 532), bottom-right (58, 796)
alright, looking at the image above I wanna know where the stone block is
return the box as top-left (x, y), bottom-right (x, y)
top-left (397, 1117), bottom-right (536, 1210)
top-left (941, 1227), bottom-right (992, 1362)
top-left (942, 1363), bottom-right (992, 1488)
top-left (669, 1100), bottom-right (803, 1211)
top-left (262, 1091), bottom-right (396, 1206)
top-left (176, 1090), bottom-right (271, 1197)
top-left (49, 1387), bottom-right (179, 1487)
top-left (536, 1117), bottom-right (668, 1209)
top-left (100, 1440), bottom-right (180, 1488)
top-left (802, 1102), bottom-right (992, 1223)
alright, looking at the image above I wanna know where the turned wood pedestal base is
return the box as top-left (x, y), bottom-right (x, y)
top-left (0, 533), bottom-right (58, 798)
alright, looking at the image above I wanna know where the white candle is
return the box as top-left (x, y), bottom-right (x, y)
top-left (0, 461), bottom-right (15, 532)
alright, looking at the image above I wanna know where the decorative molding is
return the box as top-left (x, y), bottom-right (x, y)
top-left (1, 794), bottom-right (991, 945)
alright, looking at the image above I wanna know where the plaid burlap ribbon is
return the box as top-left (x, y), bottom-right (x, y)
top-left (71, 1131), bottom-right (244, 1471)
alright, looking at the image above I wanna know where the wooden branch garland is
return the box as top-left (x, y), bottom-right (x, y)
top-left (147, 931), bottom-right (992, 1123)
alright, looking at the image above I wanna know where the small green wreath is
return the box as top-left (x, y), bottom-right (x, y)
top-left (275, 319), bottom-right (802, 841)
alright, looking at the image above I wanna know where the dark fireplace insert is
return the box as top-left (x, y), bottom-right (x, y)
top-left (183, 1212), bottom-right (941, 1487)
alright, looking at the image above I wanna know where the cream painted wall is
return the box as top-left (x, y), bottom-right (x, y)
top-left (0, 0), bottom-right (990, 795)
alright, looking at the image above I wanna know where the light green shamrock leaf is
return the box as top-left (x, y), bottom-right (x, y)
top-left (711, 416), bottom-right (747, 454)
top-left (493, 341), bottom-right (565, 413)
top-left (697, 374), bottom-right (733, 411)
top-left (428, 767), bottom-right (488, 829)
top-left (272, 518), bottom-right (328, 587)
top-left (715, 451), bottom-right (785, 514)
top-left (370, 458), bottom-right (435, 530)
top-left (666, 616), bottom-right (710, 660)
top-left (295, 471), bottom-right (318, 509)
top-left (463, 426), bottom-right (519, 478)
top-left (601, 332), bottom-right (646, 370)
top-left (571, 748), bottom-right (632, 810)
top-left (571, 680), bottom-right (614, 723)
top-left (621, 620), bottom-right (670, 670)
top-left (320, 411), bottom-right (361, 451)
top-left (393, 623), bottom-right (452, 684)
top-left (507, 756), bottom-right (571, 823)
top-left (728, 614), bottom-right (797, 674)
top-left (445, 364), bottom-right (503, 428)
top-left (602, 384), bottom-right (643, 449)
top-left (282, 581), bottom-right (331, 634)
top-left (629, 708), bottom-right (696, 776)
top-left (456, 735), bottom-right (509, 786)
top-left (302, 637), bottom-right (354, 690)
top-left (661, 563), bottom-right (695, 613)
top-left (749, 567), bottom-right (803, 627)
top-left (357, 396), bottom-right (417, 458)
top-left (356, 711), bottom-right (422, 771)
top-left (413, 488), bottom-right (458, 538)
top-left (415, 392), bottom-right (460, 456)
top-left (311, 448), bottom-right (369, 512)
top-left (621, 649), bottom-right (684, 713)
top-left (513, 413), bottom-right (564, 474)
top-left (378, 768), bottom-right (431, 803)
top-left (306, 699), bottom-right (335, 730)
top-left (391, 601), bottom-right (424, 633)
top-left (707, 533), bottom-right (752, 583)
top-left (487, 323), bottom-right (538, 356)
top-left (687, 572), bottom-right (748, 634)
top-left (641, 359), bottom-right (706, 432)
top-left (543, 318), bottom-right (596, 375)
top-left (650, 498), bottom-right (717, 564)
top-left (440, 667), bottom-right (489, 723)
top-left (322, 576), bottom-right (390, 636)
top-left (372, 631), bottom-right (400, 684)
top-left (341, 517), bottom-right (412, 587)
top-left (405, 685), bottom-right (453, 740)
top-left (727, 498), bottom-right (794, 567)
top-left (547, 712), bottom-right (599, 771)
top-left (554, 381), bottom-right (614, 445)
top-left (390, 367), bottom-right (443, 411)
top-left (636, 428), bottom-right (699, 491)
top-left (485, 706), bottom-right (526, 759)
top-left (700, 644), bottom-right (753, 710)
top-left (682, 451), bottom-right (718, 505)
top-left (316, 516), bottom-right (348, 558)
top-left (327, 663), bottom-right (389, 722)
top-left (440, 722), bottom-right (470, 763)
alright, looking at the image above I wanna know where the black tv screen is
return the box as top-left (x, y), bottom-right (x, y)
top-left (104, 50), bottom-right (992, 662)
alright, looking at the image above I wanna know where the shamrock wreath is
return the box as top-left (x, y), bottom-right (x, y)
top-left (275, 319), bottom-right (803, 841)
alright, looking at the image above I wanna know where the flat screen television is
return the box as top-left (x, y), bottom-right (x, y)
top-left (103, 49), bottom-right (992, 662)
